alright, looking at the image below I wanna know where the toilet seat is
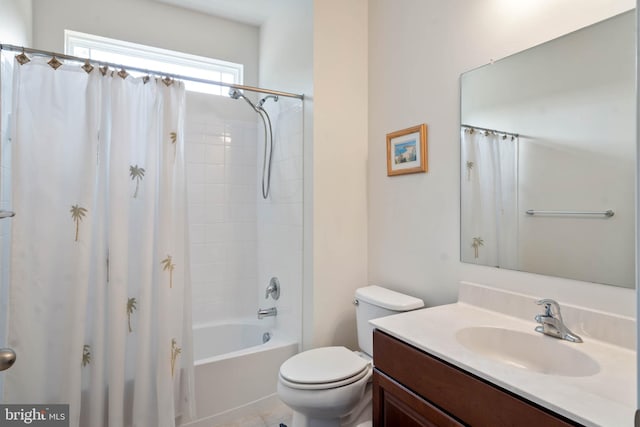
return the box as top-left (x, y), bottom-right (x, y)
top-left (279, 365), bottom-right (371, 390)
top-left (279, 346), bottom-right (371, 390)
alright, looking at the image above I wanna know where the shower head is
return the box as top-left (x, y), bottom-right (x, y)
top-left (228, 87), bottom-right (242, 100)
top-left (229, 87), bottom-right (260, 112)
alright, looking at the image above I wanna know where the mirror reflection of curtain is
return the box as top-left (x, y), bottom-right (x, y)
top-left (461, 129), bottom-right (518, 269)
top-left (3, 53), bottom-right (195, 427)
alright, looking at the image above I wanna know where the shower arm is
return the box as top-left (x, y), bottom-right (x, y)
top-left (258, 95), bottom-right (279, 108)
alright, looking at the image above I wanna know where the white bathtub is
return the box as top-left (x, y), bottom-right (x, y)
top-left (187, 321), bottom-right (298, 426)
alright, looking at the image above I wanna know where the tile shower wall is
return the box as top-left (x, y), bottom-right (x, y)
top-left (0, 52), bottom-right (14, 397)
top-left (185, 92), bottom-right (303, 338)
top-left (257, 98), bottom-right (304, 343)
top-left (0, 124), bottom-right (10, 334)
top-left (185, 94), bottom-right (259, 325)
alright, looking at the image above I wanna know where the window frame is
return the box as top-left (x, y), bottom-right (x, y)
top-left (64, 30), bottom-right (244, 95)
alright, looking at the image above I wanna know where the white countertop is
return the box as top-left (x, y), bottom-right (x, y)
top-left (370, 302), bottom-right (636, 427)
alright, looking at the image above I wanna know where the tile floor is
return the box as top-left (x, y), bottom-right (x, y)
top-left (210, 400), bottom-right (372, 427)
top-left (212, 401), bottom-right (292, 427)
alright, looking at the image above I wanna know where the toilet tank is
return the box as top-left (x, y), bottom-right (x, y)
top-left (355, 285), bottom-right (424, 356)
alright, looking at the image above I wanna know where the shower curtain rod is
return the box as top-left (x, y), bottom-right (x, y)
top-left (0, 43), bottom-right (304, 100)
top-left (461, 124), bottom-right (519, 139)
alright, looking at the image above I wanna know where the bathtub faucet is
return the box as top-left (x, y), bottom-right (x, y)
top-left (257, 307), bottom-right (277, 319)
top-left (265, 277), bottom-right (280, 300)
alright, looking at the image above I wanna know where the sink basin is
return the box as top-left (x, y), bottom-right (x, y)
top-left (455, 326), bottom-right (600, 377)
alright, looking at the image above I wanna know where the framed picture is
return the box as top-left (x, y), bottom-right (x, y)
top-left (386, 124), bottom-right (428, 176)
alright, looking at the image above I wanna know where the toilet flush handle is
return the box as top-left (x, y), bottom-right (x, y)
top-left (353, 298), bottom-right (359, 306)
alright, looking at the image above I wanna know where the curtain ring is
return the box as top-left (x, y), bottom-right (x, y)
top-left (82, 59), bottom-right (94, 74)
top-left (15, 48), bottom-right (30, 65)
top-left (48, 56), bottom-right (62, 70)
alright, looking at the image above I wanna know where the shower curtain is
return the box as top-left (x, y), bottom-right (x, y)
top-left (1, 53), bottom-right (194, 427)
top-left (460, 128), bottom-right (518, 269)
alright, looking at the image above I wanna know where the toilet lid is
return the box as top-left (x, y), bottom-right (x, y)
top-left (280, 346), bottom-right (370, 386)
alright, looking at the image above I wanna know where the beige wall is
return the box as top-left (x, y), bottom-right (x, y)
top-left (368, 0), bottom-right (635, 317)
top-left (312, 0), bottom-right (368, 349)
top-left (0, 0), bottom-right (32, 46)
top-left (31, 0), bottom-right (259, 87)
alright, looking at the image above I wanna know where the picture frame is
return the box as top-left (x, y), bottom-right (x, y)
top-left (386, 124), bottom-right (428, 176)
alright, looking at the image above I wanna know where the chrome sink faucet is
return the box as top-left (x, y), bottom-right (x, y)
top-left (534, 299), bottom-right (583, 343)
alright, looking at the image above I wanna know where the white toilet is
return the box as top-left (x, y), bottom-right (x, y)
top-left (277, 285), bottom-right (424, 427)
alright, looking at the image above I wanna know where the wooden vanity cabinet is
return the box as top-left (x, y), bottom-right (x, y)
top-left (372, 330), bottom-right (582, 427)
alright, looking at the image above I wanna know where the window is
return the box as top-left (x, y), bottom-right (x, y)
top-left (65, 30), bottom-right (243, 96)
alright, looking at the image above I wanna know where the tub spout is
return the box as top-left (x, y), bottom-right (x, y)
top-left (258, 307), bottom-right (277, 319)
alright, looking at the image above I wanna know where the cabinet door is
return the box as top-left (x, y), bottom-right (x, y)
top-left (374, 330), bottom-right (581, 427)
top-left (373, 370), bottom-right (464, 427)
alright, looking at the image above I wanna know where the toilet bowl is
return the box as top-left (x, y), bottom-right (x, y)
top-left (277, 286), bottom-right (424, 427)
top-left (277, 347), bottom-right (372, 427)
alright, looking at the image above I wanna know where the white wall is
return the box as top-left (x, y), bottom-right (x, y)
top-left (259, 0), bottom-right (312, 96)
top-left (368, 0), bottom-right (635, 317)
top-left (258, 0), bottom-right (312, 347)
top-left (31, 0), bottom-right (259, 87)
top-left (257, 0), bottom-right (368, 351)
top-left (312, 0), bottom-right (368, 349)
top-left (0, 0), bottom-right (32, 46)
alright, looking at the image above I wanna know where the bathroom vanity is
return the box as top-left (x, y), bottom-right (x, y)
top-left (369, 282), bottom-right (636, 427)
top-left (372, 330), bottom-right (577, 426)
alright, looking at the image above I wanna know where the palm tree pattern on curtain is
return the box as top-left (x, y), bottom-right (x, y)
top-left (70, 205), bottom-right (87, 242)
top-left (161, 255), bottom-right (176, 288)
top-left (471, 236), bottom-right (484, 259)
top-left (126, 297), bottom-right (137, 333)
top-left (170, 131), bottom-right (177, 158)
top-left (5, 57), bottom-right (194, 427)
top-left (82, 345), bottom-right (91, 367)
top-left (129, 165), bottom-right (146, 198)
top-left (461, 127), bottom-right (518, 269)
top-left (466, 160), bottom-right (474, 181)
top-left (170, 339), bottom-right (182, 377)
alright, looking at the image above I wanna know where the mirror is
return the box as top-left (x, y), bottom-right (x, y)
top-left (460, 10), bottom-right (635, 288)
